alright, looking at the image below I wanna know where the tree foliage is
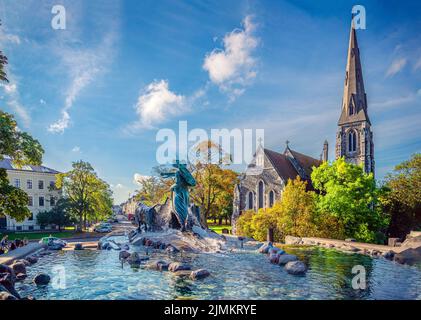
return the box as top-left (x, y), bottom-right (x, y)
top-left (36, 198), bottom-right (76, 231)
top-left (0, 88), bottom-right (44, 222)
top-left (55, 161), bottom-right (113, 230)
top-left (235, 159), bottom-right (391, 244)
top-left (188, 140), bottom-right (238, 225)
top-left (311, 158), bottom-right (389, 243)
top-left (0, 21), bottom-right (8, 83)
top-left (383, 153), bottom-right (421, 238)
top-left (134, 174), bottom-right (172, 206)
top-left (235, 177), bottom-right (319, 242)
top-left (0, 169), bottom-right (30, 221)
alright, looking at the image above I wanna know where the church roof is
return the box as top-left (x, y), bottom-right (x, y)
top-left (264, 149), bottom-right (299, 181)
top-left (288, 149), bottom-right (322, 178)
top-left (263, 147), bottom-right (321, 183)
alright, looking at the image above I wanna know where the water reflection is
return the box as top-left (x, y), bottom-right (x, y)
top-left (15, 244), bottom-right (421, 300)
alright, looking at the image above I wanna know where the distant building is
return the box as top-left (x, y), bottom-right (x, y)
top-left (0, 158), bottom-right (61, 231)
top-left (122, 195), bottom-right (138, 220)
top-left (112, 205), bottom-right (122, 215)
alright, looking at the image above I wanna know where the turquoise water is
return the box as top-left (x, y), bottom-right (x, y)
top-left (15, 240), bottom-right (421, 300)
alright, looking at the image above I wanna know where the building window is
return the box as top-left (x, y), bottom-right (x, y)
top-left (38, 180), bottom-right (44, 190)
top-left (258, 181), bottom-right (264, 209)
top-left (39, 196), bottom-right (45, 207)
top-left (14, 178), bottom-right (20, 188)
top-left (28, 213), bottom-right (34, 221)
top-left (269, 190), bottom-right (275, 208)
top-left (28, 196), bottom-right (33, 207)
top-left (27, 179), bottom-right (32, 189)
top-left (247, 192), bottom-right (254, 210)
top-left (348, 131), bottom-right (357, 152)
top-left (50, 196), bottom-right (56, 206)
top-left (16, 226), bottom-right (22, 231)
top-left (49, 181), bottom-right (55, 189)
top-left (28, 226), bottom-right (34, 231)
top-left (349, 103), bottom-right (354, 115)
top-left (256, 153), bottom-right (264, 168)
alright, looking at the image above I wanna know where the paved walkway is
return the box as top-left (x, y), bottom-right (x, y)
top-left (0, 242), bottom-right (45, 265)
top-left (300, 237), bottom-right (405, 253)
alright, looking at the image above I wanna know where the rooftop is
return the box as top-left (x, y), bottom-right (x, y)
top-left (0, 158), bottom-right (60, 174)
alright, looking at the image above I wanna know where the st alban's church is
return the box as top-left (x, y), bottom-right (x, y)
top-left (232, 21), bottom-right (375, 230)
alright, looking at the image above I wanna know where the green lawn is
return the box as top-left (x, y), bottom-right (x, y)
top-left (0, 231), bottom-right (80, 241)
top-left (208, 224), bottom-right (232, 234)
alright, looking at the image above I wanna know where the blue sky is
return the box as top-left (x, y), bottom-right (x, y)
top-left (0, 0), bottom-right (420, 204)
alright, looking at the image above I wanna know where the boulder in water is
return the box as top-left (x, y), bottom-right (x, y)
top-left (147, 260), bottom-right (170, 271)
top-left (26, 256), bottom-right (38, 264)
top-left (285, 261), bottom-right (307, 275)
top-left (10, 262), bottom-right (26, 275)
top-left (33, 273), bottom-right (50, 286)
top-left (0, 273), bottom-right (20, 299)
top-left (258, 242), bottom-right (273, 254)
top-left (16, 273), bottom-right (27, 281)
top-left (166, 244), bottom-right (180, 254)
top-left (382, 250), bottom-right (395, 260)
top-left (190, 269), bottom-right (210, 280)
top-left (278, 254), bottom-right (298, 265)
top-left (74, 243), bottom-right (84, 250)
top-left (0, 291), bottom-right (18, 300)
top-left (119, 250), bottom-right (131, 261)
top-left (394, 247), bottom-right (421, 265)
top-left (268, 247), bottom-right (284, 255)
top-left (168, 262), bottom-right (191, 272)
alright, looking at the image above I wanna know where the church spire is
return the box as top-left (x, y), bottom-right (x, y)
top-left (338, 20), bottom-right (370, 126)
top-left (335, 17), bottom-right (375, 176)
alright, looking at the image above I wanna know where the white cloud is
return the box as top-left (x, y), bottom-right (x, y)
top-left (0, 78), bottom-right (30, 127)
top-left (129, 80), bottom-right (186, 130)
top-left (0, 29), bottom-right (21, 45)
top-left (48, 32), bottom-right (117, 134)
top-left (386, 58), bottom-right (407, 77)
top-left (2, 83), bottom-right (16, 93)
top-left (40, 99), bottom-right (46, 105)
top-left (203, 15), bottom-right (259, 100)
top-left (115, 183), bottom-right (124, 189)
top-left (7, 100), bottom-right (30, 127)
top-left (133, 173), bottom-right (151, 186)
top-left (71, 146), bottom-right (81, 153)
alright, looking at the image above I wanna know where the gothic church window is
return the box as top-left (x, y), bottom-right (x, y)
top-left (348, 130), bottom-right (357, 152)
top-left (258, 181), bottom-right (264, 209)
top-left (247, 192), bottom-right (253, 210)
top-left (269, 190), bottom-right (275, 208)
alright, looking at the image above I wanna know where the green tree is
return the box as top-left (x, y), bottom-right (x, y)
top-left (274, 177), bottom-right (318, 238)
top-left (0, 41), bottom-right (44, 221)
top-left (235, 210), bottom-right (254, 238)
top-left (36, 198), bottom-right (75, 231)
top-left (0, 169), bottom-right (30, 221)
top-left (55, 161), bottom-right (113, 230)
top-left (311, 158), bottom-right (389, 243)
top-left (182, 140), bottom-right (237, 226)
top-left (383, 153), bottom-right (421, 238)
top-left (0, 21), bottom-right (8, 83)
top-left (134, 174), bottom-right (172, 206)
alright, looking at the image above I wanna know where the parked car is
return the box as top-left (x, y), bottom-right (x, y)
top-left (39, 236), bottom-right (67, 249)
top-left (94, 224), bottom-right (112, 233)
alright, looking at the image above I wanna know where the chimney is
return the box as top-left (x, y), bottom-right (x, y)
top-left (323, 140), bottom-right (329, 162)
